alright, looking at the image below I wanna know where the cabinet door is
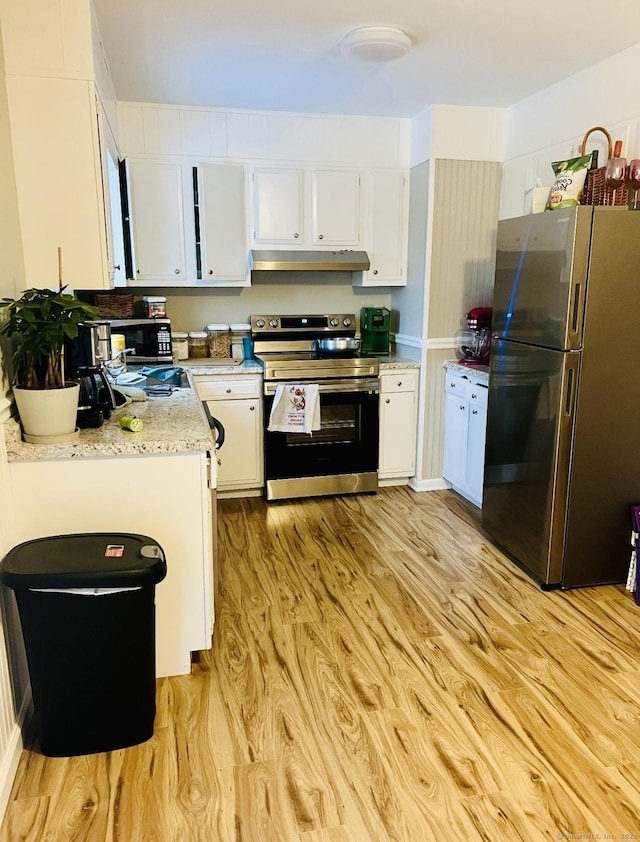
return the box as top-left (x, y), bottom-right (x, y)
top-left (379, 389), bottom-right (417, 477)
top-left (6, 76), bottom-right (111, 289)
top-left (312, 170), bottom-right (361, 246)
top-left (127, 159), bottom-right (187, 282)
top-left (359, 170), bottom-right (408, 287)
top-left (443, 390), bottom-right (469, 489)
top-left (199, 163), bottom-right (249, 284)
top-left (206, 398), bottom-right (263, 489)
top-left (466, 383), bottom-right (488, 506)
top-left (252, 168), bottom-right (304, 244)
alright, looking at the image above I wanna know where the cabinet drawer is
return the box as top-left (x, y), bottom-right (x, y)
top-left (466, 381), bottom-right (488, 408)
top-left (380, 371), bottom-right (418, 393)
top-left (444, 373), bottom-right (469, 396)
top-left (195, 378), bottom-right (261, 400)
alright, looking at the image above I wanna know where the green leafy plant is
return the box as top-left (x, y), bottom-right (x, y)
top-left (0, 287), bottom-right (100, 389)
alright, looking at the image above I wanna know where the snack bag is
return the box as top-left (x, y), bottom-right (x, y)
top-left (545, 154), bottom-right (592, 210)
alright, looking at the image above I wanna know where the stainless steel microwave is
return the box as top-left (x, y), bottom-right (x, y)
top-left (109, 318), bottom-right (173, 363)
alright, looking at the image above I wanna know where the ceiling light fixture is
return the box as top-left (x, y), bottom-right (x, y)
top-left (340, 26), bottom-right (412, 62)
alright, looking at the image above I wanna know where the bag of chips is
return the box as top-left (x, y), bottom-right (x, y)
top-left (545, 154), bottom-right (592, 210)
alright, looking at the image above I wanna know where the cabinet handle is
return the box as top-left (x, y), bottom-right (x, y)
top-left (373, 269), bottom-right (378, 275)
top-left (459, 405), bottom-right (465, 411)
top-left (250, 405), bottom-right (255, 411)
top-left (226, 388), bottom-right (231, 393)
top-left (208, 269), bottom-right (213, 275)
top-left (472, 409), bottom-right (478, 415)
top-left (397, 381), bottom-right (402, 387)
top-left (319, 234), bottom-right (324, 240)
top-left (294, 233), bottom-right (299, 238)
top-left (114, 264), bottom-right (121, 271)
top-left (175, 269), bottom-right (180, 274)
top-left (385, 398), bottom-right (391, 404)
top-left (471, 393), bottom-right (477, 399)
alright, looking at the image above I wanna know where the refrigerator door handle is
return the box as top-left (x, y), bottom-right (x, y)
top-left (569, 281), bottom-right (584, 346)
top-left (564, 366), bottom-right (576, 417)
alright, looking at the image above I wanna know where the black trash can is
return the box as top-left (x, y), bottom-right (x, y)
top-left (1, 533), bottom-right (166, 757)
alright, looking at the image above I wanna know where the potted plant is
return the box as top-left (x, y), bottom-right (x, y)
top-left (0, 286), bottom-right (100, 440)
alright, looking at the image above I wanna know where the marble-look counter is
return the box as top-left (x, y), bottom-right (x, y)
top-left (5, 384), bottom-right (214, 463)
top-left (443, 360), bottom-right (489, 382)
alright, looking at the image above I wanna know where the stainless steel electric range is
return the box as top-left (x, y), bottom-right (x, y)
top-left (251, 314), bottom-right (380, 501)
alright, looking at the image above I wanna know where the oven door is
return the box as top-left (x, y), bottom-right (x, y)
top-left (263, 379), bottom-right (379, 500)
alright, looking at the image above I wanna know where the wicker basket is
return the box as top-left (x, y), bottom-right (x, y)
top-left (580, 126), bottom-right (628, 206)
top-left (93, 293), bottom-right (135, 319)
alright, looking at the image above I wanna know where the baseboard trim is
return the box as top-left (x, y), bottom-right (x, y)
top-left (408, 477), bottom-right (450, 493)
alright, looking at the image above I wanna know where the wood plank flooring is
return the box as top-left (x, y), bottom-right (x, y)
top-left (3, 487), bottom-right (640, 840)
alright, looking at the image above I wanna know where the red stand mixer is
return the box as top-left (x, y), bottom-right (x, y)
top-left (454, 307), bottom-right (493, 367)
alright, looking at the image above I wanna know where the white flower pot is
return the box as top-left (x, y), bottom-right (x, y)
top-left (13, 384), bottom-right (80, 439)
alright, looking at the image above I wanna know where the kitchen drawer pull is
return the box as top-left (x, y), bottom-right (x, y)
top-left (386, 398), bottom-right (391, 404)
top-left (174, 269), bottom-right (180, 274)
top-left (397, 381), bottom-right (402, 387)
top-left (226, 388), bottom-right (231, 393)
top-left (250, 405), bottom-right (255, 411)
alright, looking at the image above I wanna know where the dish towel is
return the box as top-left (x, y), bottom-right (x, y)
top-left (268, 384), bottom-right (321, 433)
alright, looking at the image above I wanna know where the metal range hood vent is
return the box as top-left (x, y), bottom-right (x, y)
top-left (250, 249), bottom-right (370, 272)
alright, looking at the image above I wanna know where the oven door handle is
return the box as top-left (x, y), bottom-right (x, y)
top-left (264, 380), bottom-right (379, 396)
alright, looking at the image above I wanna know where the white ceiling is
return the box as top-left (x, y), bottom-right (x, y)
top-left (92, 0), bottom-right (640, 118)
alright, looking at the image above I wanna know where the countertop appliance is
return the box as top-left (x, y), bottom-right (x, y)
top-left (483, 206), bottom-right (640, 588)
top-left (65, 322), bottom-right (117, 428)
top-left (108, 319), bottom-right (173, 364)
top-left (252, 314), bottom-right (379, 501)
top-left (454, 306), bottom-right (492, 367)
top-left (360, 306), bottom-right (390, 354)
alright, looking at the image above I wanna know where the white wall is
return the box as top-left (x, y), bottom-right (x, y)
top-left (0, 18), bottom-right (30, 822)
top-left (502, 42), bottom-right (640, 218)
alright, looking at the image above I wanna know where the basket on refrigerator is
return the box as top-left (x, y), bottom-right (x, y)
top-left (580, 126), bottom-right (628, 207)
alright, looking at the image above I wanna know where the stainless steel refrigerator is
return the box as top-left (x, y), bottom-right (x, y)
top-left (482, 206), bottom-right (640, 588)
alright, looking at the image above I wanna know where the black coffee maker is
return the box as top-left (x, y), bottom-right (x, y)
top-left (65, 322), bottom-right (116, 428)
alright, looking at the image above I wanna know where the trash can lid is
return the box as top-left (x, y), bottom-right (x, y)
top-left (0, 533), bottom-right (167, 590)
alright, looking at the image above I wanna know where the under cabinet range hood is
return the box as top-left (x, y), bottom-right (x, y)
top-left (250, 250), bottom-right (370, 272)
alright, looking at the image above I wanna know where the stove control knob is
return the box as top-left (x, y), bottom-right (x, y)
top-left (269, 318), bottom-right (279, 328)
top-left (343, 317), bottom-right (352, 327)
top-left (330, 318), bottom-right (339, 327)
top-left (255, 319), bottom-right (265, 328)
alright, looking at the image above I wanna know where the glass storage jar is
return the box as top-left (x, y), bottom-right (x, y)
top-left (188, 331), bottom-right (209, 359)
top-left (206, 324), bottom-right (231, 358)
top-left (230, 323), bottom-right (251, 359)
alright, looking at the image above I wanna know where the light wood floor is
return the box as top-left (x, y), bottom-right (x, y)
top-left (3, 487), bottom-right (640, 841)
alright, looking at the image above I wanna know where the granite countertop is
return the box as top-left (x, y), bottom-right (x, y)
top-left (378, 353), bottom-right (420, 370)
top-left (444, 359), bottom-right (489, 381)
top-left (181, 359), bottom-right (264, 376)
top-left (182, 354), bottom-right (418, 374)
top-left (4, 380), bottom-right (214, 463)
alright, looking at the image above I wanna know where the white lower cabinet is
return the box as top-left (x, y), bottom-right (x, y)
top-left (442, 369), bottom-right (488, 507)
top-left (379, 369), bottom-right (418, 483)
top-left (194, 377), bottom-right (264, 495)
top-left (8, 451), bottom-right (213, 678)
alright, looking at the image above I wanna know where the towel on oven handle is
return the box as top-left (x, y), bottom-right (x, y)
top-left (268, 384), bottom-right (321, 434)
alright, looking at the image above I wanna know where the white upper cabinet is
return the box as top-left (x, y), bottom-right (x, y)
top-left (355, 170), bottom-right (409, 287)
top-left (252, 168), bottom-right (305, 244)
top-left (251, 166), bottom-right (363, 249)
top-left (127, 159), bottom-right (187, 283)
top-left (2, 0), bottom-right (118, 290)
top-left (198, 163), bottom-right (249, 286)
top-left (312, 170), bottom-right (361, 246)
